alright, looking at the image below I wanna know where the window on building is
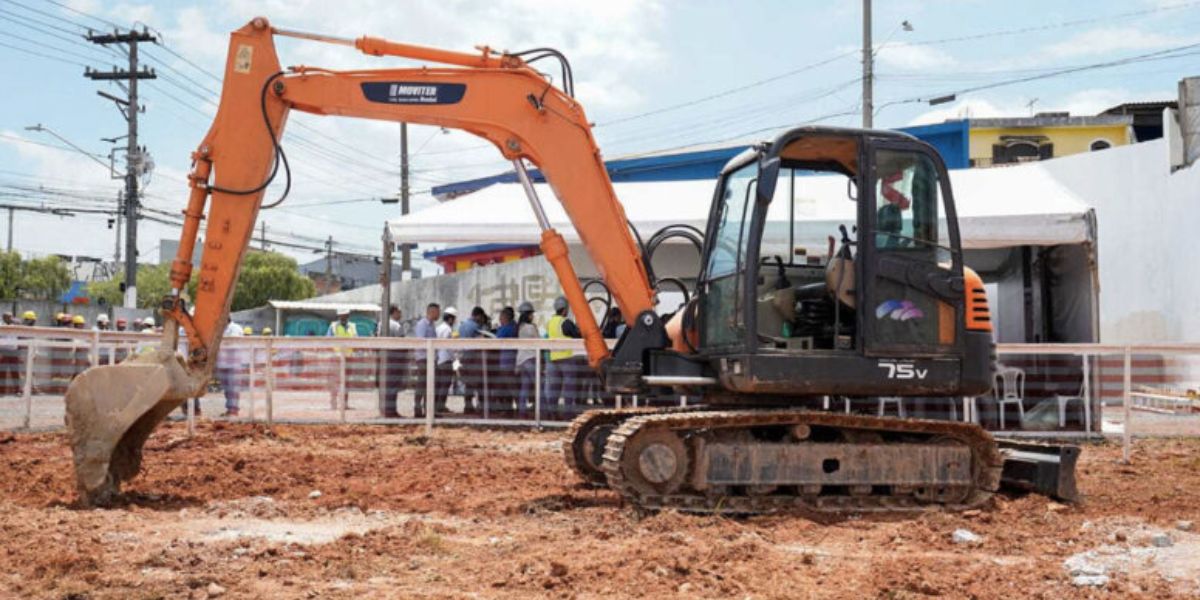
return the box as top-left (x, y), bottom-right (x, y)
top-left (1090, 139), bottom-right (1112, 151)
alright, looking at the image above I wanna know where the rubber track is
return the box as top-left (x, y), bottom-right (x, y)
top-left (601, 409), bottom-right (1004, 514)
top-left (563, 406), bottom-right (703, 485)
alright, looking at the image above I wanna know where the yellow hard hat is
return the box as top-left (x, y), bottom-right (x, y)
top-left (262, 327), bottom-right (273, 335)
top-left (72, 315), bottom-right (85, 324)
top-left (22, 311), bottom-right (35, 320)
top-left (243, 326), bottom-right (253, 335)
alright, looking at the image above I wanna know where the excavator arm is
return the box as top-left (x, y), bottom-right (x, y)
top-left (168, 17), bottom-right (654, 374)
top-left (65, 17), bottom-right (662, 505)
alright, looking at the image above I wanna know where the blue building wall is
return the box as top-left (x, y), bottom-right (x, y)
top-left (432, 120), bottom-right (970, 197)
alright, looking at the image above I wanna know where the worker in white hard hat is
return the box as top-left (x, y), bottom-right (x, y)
top-left (434, 306), bottom-right (457, 414)
top-left (325, 308), bottom-right (357, 409)
top-left (140, 316), bottom-right (156, 333)
top-left (94, 314), bottom-right (111, 331)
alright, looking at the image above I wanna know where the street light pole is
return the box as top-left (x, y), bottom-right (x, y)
top-left (862, 0), bottom-right (873, 129)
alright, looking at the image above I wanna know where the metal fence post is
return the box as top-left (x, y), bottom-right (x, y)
top-left (186, 393), bottom-right (196, 437)
top-left (21, 340), bottom-right (35, 430)
top-left (265, 339), bottom-right (274, 427)
top-left (425, 339), bottom-right (435, 434)
top-left (1122, 346), bottom-right (1132, 463)
top-left (482, 349), bottom-right (489, 420)
top-left (89, 330), bottom-right (99, 367)
top-left (338, 350), bottom-right (348, 424)
top-left (1082, 352), bottom-right (1092, 434)
top-left (534, 346), bottom-right (541, 428)
top-left (247, 346), bottom-right (257, 422)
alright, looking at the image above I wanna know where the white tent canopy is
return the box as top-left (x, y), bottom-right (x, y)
top-left (389, 160), bottom-right (1093, 251)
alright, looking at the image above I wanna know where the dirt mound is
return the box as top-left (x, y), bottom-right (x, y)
top-left (1, 422), bottom-right (1198, 598)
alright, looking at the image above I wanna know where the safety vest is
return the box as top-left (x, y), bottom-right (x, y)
top-left (547, 314), bottom-right (572, 361)
top-left (332, 322), bottom-right (356, 355)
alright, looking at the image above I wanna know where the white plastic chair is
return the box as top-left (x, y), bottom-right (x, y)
top-left (1056, 356), bottom-right (1092, 432)
top-left (877, 396), bottom-right (905, 417)
top-left (993, 367), bottom-right (1025, 429)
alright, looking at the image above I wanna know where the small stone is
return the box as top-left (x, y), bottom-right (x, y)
top-left (1046, 502), bottom-right (1068, 512)
top-left (1176, 520), bottom-right (1194, 532)
top-left (206, 582), bottom-right (226, 597)
top-left (1072, 574), bottom-right (1109, 587)
top-left (1150, 533), bottom-right (1173, 548)
top-left (678, 583), bottom-right (693, 593)
top-left (549, 562), bottom-right (568, 578)
top-left (951, 529), bottom-right (983, 545)
top-left (1115, 531), bottom-right (1128, 542)
top-left (962, 509), bottom-right (982, 518)
top-left (308, 490), bottom-right (322, 500)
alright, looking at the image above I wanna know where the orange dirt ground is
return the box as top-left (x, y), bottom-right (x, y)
top-left (1, 423), bottom-right (1198, 599)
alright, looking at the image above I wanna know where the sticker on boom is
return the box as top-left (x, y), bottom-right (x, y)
top-left (361, 82), bottom-right (466, 105)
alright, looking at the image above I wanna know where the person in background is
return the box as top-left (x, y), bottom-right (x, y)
top-left (515, 301), bottom-right (539, 419)
top-left (0, 312), bottom-right (19, 395)
top-left (381, 304), bottom-right (405, 418)
top-left (243, 326), bottom-right (253, 336)
top-left (456, 306), bottom-right (488, 415)
top-left (141, 316), bottom-right (156, 333)
top-left (435, 307), bottom-right (457, 414)
top-left (412, 302), bottom-right (440, 418)
top-left (544, 296), bottom-right (581, 419)
top-left (94, 314), bottom-right (111, 331)
top-left (216, 320), bottom-right (244, 417)
top-left (115, 318), bottom-right (127, 332)
top-left (492, 306), bottom-right (517, 415)
top-left (262, 327), bottom-right (273, 336)
top-left (602, 307), bottom-right (624, 339)
top-left (325, 308), bottom-right (357, 410)
top-left (21, 311), bottom-right (36, 327)
top-left (71, 315), bottom-right (86, 330)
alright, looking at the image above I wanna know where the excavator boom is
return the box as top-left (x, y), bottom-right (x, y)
top-left (66, 17), bottom-right (658, 505)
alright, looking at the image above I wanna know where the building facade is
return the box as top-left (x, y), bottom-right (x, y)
top-left (967, 113), bottom-right (1134, 167)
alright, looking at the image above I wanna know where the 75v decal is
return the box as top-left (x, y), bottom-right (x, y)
top-left (878, 360), bottom-right (928, 380)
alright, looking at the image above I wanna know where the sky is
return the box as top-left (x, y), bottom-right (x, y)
top-left (0, 0), bottom-right (1197, 273)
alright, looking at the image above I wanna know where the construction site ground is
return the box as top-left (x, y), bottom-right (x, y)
top-left (1, 423), bottom-right (1198, 599)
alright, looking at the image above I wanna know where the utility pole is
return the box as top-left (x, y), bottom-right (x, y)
top-left (862, 0), bottom-right (873, 129)
top-left (114, 190), bottom-right (123, 265)
top-left (378, 224), bottom-right (393, 416)
top-left (85, 27), bottom-right (157, 308)
top-left (325, 235), bottom-right (334, 292)
top-left (6, 207), bottom-right (13, 253)
top-left (399, 123), bottom-right (412, 275)
top-left (260, 221), bottom-right (267, 251)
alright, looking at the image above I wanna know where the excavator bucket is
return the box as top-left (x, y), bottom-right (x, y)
top-left (64, 348), bottom-right (198, 506)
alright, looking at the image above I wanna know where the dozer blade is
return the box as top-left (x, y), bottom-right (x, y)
top-left (64, 348), bottom-right (198, 506)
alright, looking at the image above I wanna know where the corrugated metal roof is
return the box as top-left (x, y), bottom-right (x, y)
top-left (268, 300), bottom-right (380, 312)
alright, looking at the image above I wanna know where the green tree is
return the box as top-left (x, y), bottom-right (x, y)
top-left (0, 251), bottom-right (21, 299)
top-left (231, 251), bottom-right (316, 311)
top-left (87, 252), bottom-right (314, 311)
top-left (20, 256), bottom-right (70, 300)
top-left (88, 263), bottom-right (198, 309)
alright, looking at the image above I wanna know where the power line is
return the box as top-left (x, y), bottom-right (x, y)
top-left (879, 41), bottom-right (1200, 110)
top-left (906, 1), bottom-right (1200, 48)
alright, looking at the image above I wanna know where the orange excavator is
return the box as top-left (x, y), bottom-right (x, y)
top-left (65, 18), bottom-right (1077, 512)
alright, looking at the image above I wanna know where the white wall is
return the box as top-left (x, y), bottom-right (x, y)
top-left (1035, 138), bottom-right (1200, 342)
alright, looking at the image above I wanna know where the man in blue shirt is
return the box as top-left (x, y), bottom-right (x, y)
top-left (412, 303), bottom-right (440, 418)
top-left (456, 306), bottom-right (488, 414)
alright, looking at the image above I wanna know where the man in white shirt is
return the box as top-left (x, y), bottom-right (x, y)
top-left (434, 307), bottom-right (457, 414)
top-left (216, 321), bottom-right (245, 417)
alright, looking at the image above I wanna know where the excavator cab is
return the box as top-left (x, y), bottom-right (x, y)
top-left (689, 126), bottom-right (994, 402)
